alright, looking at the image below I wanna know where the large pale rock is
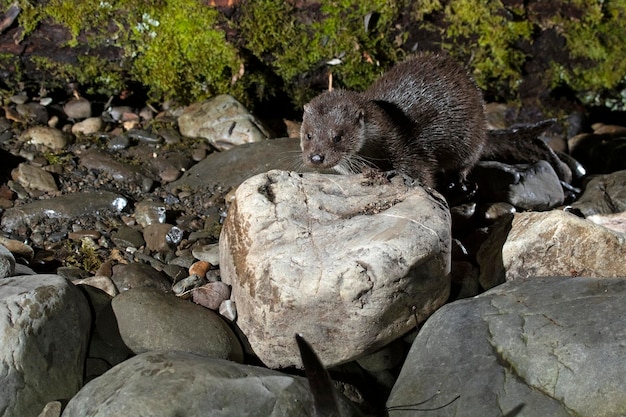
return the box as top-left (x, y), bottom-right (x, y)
top-left (478, 210), bottom-right (626, 289)
top-left (387, 276), bottom-right (626, 417)
top-left (61, 351), bottom-right (360, 417)
top-left (19, 126), bottom-right (67, 150)
top-left (0, 274), bottom-right (91, 417)
top-left (220, 170), bottom-right (451, 368)
top-left (178, 95), bottom-right (270, 151)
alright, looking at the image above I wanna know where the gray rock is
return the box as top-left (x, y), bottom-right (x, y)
top-left (0, 244), bottom-right (15, 278)
top-left (71, 117), bottom-right (103, 135)
top-left (178, 94), bottom-right (270, 151)
top-left (19, 126), bottom-right (67, 150)
top-left (1, 191), bottom-right (127, 233)
top-left (110, 226), bottom-right (145, 249)
top-left (472, 160), bottom-right (564, 210)
top-left (16, 102), bottom-right (49, 124)
top-left (570, 170), bottom-right (626, 216)
top-left (134, 200), bottom-right (167, 227)
top-left (191, 242), bottom-right (220, 265)
top-left (387, 276), bottom-right (626, 417)
top-left (61, 350), bottom-right (359, 417)
top-left (79, 148), bottom-right (154, 185)
top-left (477, 211), bottom-right (626, 289)
top-left (13, 163), bottom-right (58, 192)
top-left (63, 97), bottom-right (92, 119)
top-left (169, 137), bottom-right (304, 191)
top-left (110, 287), bottom-right (243, 362)
top-left (220, 170), bottom-right (451, 368)
top-left (0, 274), bottom-right (91, 417)
top-left (110, 262), bottom-right (171, 293)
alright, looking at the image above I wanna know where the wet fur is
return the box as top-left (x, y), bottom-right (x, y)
top-left (300, 53), bottom-right (487, 188)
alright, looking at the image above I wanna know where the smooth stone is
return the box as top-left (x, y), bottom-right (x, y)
top-left (191, 281), bottom-right (231, 310)
top-left (477, 210), bottom-right (626, 289)
top-left (16, 102), bottom-right (48, 124)
top-left (570, 170), bottom-right (626, 216)
top-left (388, 276), bottom-right (626, 417)
top-left (61, 351), bottom-right (359, 417)
top-left (79, 148), bottom-right (154, 184)
top-left (110, 226), bottom-right (145, 249)
top-left (134, 200), bottom-right (167, 227)
top-left (20, 126), bottom-right (67, 150)
top-left (111, 287), bottom-right (243, 361)
top-left (471, 160), bottom-right (564, 210)
top-left (38, 401), bottom-right (62, 417)
top-left (172, 273), bottom-right (206, 295)
top-left (1, 191), bottom-right (127, 233)
top-left (12, 163), bottom-right (58, 192)
top-left (110, 262), bottom-right (171, 293)
top-left (0, 274), bottom-right (91, 417)
top-left (178, 94), bottom-right (270, 151)
top-left (143, 223), bottom-right (178, 252)
top-left (191, 243), bottom-right (220, 265)
top-left (220, 170), bottom-right (451, 368)
top-left (587, 212), bottom-right (626, 234)
top-left (0, 244), bottom-right (16, 278)
top-left (169, 137), bottom-right (303, 192)
top-left (71, 117), bottom-right (103, 135)
top-left (63, 97), bottom-right (92, 119)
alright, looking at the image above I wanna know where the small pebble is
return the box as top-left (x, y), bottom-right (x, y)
top-left (189, 260), bottom-right (210, 277)
top-left (172, 273), bottom-right (207, 296)
top-left (72, 117), bottom-right (104, 135)
top-left (63, 97), bottom-right (92, 119)
top-left (10, 94), bottom-right (28, 104)
top-left (219, 300), bottom-right (237, 321)
top-left (191, 243), bottom-right (220, 265)
top-left (192, 281), bottom-right (231, 310)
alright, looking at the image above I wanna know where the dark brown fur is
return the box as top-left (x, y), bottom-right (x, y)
top-left (300, 53), bottom-right (487, 188)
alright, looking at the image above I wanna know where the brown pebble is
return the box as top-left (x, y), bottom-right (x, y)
top-left (189, 260), bottom-right (210, 277)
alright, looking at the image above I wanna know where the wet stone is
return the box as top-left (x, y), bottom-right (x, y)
top-left (63, 98), bottom-right (92, 119)
top-left (191, 243), bottom-right (220, 265)
top-left (1, 191), bottom-right (127, 233)
top-left (134, 200), bottom-right (167, 227)
top-left (111, 226), bottom-right (145, 249)
top-left (110, 262), bottom-right (171, 293)
top-left (12, 163), bottom-right (58, 192)
top-left (72, 117), bottom-right (103, 135)
top-left (172, 273), bottom-right (206, 295)
top-left (107, 134), bottom-right (131, 150)
top-left (20, 126), bottom-right (67, 150)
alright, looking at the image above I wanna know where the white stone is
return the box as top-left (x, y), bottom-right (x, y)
top-left (220, 170), bottom-right (451, 368)
top-left (20, 126), bottom-right (67, 150)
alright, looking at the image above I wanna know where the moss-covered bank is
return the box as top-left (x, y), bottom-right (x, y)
top-left (0, 0), bottom-right (625, 111)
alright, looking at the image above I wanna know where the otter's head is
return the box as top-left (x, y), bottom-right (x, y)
top-left (300, 90), bottom-right (366, 174)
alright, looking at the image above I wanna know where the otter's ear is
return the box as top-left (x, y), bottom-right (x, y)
top-left (303, 103), bottom-right (311, 114)
top-left (358, 109), bottom-right (365, 126)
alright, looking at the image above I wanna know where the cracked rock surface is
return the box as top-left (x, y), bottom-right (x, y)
top-left (220, 170), bottom-right (452, 368)
top-left (387, 276), bottom-right (626, 417)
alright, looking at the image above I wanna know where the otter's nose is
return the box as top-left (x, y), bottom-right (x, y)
top-left (309, 154), bottom-right (324, 164)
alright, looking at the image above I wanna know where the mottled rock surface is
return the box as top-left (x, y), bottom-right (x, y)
top-left (478, 210), bottom-right (626, 289)
top-left (388, 276), bottom-right (626, 417)
top-left (61, 351), bottom-right (360, 417)
top-left (220, 170), bottom-right (451, 368)
top-left (0, 274), bottom-right (91, 417)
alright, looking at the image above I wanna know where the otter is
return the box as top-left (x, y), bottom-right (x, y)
top-left (300, 53), bottom-right (487, 189)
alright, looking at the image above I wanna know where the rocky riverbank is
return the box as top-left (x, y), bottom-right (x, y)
top-left (1, 91), bottom-right (626, 417)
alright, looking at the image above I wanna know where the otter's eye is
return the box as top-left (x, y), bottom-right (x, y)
top-left (332, 135), bottom-right (342, 143)
top-left (306, 133), bottom-right (312, 140)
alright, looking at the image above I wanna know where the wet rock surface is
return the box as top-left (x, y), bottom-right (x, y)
top-left (0, 91), bottom-right (625, 416)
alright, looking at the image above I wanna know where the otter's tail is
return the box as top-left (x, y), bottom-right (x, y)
top-left (481, 119), bottom-right (572, 183)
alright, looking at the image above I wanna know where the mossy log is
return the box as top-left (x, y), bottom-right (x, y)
top-left (0, 0), bottom-right (624, 114)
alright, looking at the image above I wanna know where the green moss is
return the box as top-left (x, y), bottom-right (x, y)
top-left (238, 0), bottom-right (401, 106)
top-left (440, 0), bottom-right (532, 93)
top-left (550, 0), bottom-right (626, 108)
top-left (129, 0), bottom-right (243, 103)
